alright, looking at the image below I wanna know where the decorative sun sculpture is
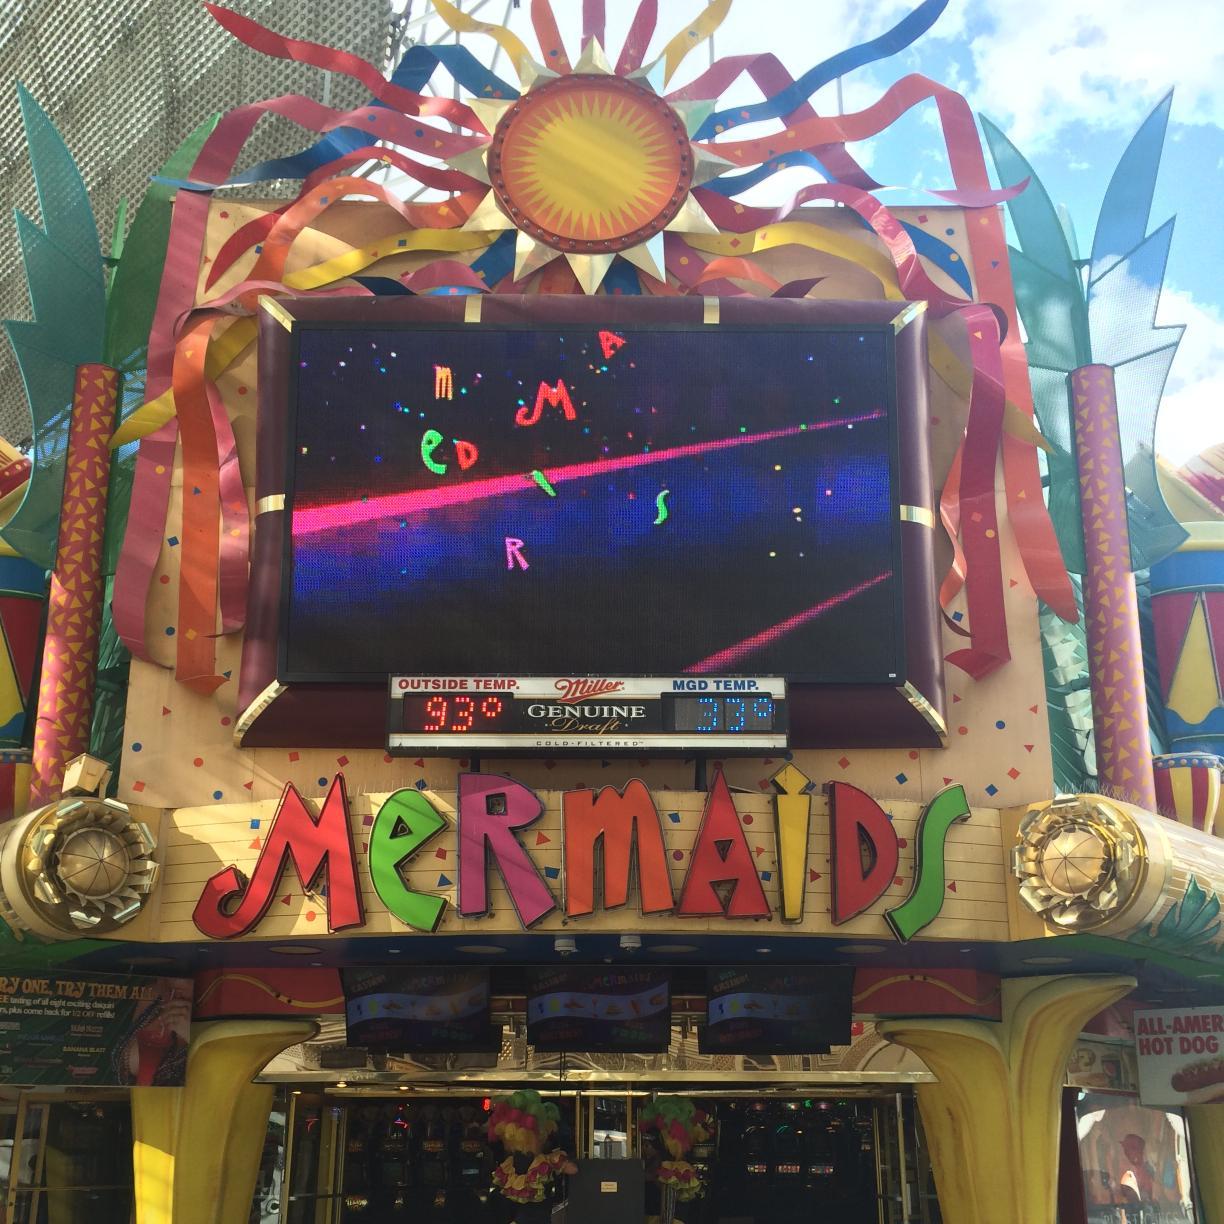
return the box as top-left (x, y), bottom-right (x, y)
top-left (453, 40), bottom-right (725, 293)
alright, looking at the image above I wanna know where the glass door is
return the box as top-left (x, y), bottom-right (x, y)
top-left (1, 1095), bottom-right (134, 1224)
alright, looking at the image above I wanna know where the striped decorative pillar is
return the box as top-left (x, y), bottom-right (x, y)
top-left (1069, 365), bottom-right (1157, 810)
top-left (1152, 753), bottom-right (1221, 835)
top-left (1150, 525), bottom-right (1224, 835)
top-left (28, 364), bottom-right (118, 806)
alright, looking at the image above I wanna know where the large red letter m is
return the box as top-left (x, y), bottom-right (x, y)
top-left (564, 781), bottom-right (674, 917)
top-left (193, 775), bottom-right (363, 938)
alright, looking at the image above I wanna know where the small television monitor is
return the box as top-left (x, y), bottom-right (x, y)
top-left (526, 967), bottom-right (670, 1053)
top-left (342, 968), bottom-right (497, 1052)
top-left (701, 966), bottom-right (854, 1054)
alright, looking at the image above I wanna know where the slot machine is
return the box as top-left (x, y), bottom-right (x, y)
top-left (741, 1104), bottom-right (772, 1189)
top-left (377, 1103), bottom-right (414, 1202)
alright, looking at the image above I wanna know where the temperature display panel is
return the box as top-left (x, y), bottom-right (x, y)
top-left (387, 676), bottom-right (787, 753)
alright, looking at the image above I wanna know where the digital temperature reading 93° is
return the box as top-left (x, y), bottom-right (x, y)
top-left (282, 320), bottom-right (903, 682)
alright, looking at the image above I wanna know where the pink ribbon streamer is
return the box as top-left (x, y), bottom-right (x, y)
top-left (205, 3), bottom-right (484, 132)
top-left (582, 0), bottom-right (606, 50)
top-left (615, 0), bottom-right (657, 75)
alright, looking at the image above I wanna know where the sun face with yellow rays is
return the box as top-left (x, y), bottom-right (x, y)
top-left (452, 39), bottom-right (728, 294)
top-left (490, 75), bottom-right (692, 253)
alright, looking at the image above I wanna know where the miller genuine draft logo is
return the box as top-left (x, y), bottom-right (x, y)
top-left (553, 677), bottom-right (626, 702)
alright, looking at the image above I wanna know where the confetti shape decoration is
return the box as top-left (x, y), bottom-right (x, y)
top-left (984, 97), bottom-right (1186, 809)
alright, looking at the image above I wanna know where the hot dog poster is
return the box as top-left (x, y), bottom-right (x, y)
top-left (1134, 1006), bottom-right (1224, 1106)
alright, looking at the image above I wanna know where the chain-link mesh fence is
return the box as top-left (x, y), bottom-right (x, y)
top-left (0, 0), bottom-right (395, 444)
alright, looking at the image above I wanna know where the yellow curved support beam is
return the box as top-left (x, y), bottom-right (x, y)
top-left (132, 1018), bottom-right (316, 1224)
top-left (879, 974), bottom-right (1134, 1224)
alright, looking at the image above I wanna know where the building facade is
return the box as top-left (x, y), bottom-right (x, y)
top-left (0, 4), bottom-right (1221, 1223)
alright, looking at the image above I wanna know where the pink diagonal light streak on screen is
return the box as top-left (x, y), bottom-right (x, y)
top-left (685, 572), bottom-right (893, 672)
top-left (291, 412), bottom-right (885, 536)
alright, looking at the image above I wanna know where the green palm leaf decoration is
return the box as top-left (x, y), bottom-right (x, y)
top-left (1132, 877), bottom-right (1223, 959)
top-left (982, 96), bottom-right (1186, 577)
top-left (1, 85), bottom-right (105, 570)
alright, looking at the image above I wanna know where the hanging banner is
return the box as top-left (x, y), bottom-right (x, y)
top-left (1134, 1006), bottom-right (1224, 1106)
top-left (0, 972), bottom-right (191, 1087)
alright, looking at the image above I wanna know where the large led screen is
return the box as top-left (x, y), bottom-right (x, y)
top-left (281, 320), bottom-right (903, 681)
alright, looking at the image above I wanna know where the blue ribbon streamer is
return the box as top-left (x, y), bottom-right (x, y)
top-left (703, 151), bottom-right (836, 196)
top-left (470, 231), bottom-right (516, 286)
top-left (352, 276), bottom-right (413, 295)
top-left (693, 0), bottom-right (948, 142)
top-left (225, 128), bottom-right (373, 186)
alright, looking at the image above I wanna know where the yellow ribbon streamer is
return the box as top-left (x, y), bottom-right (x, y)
top-left (110, 227), bottom-right (497, 448)
top-left (660, 0), bottom-right (734, 85)
top-left (282, 226), bottom-right (495, 291)
top-left (686, 221), bottom-right (905, 300)
top-left (429, 0), bottom-right (535, 80)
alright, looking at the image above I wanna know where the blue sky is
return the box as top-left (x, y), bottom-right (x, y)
top-left (403, 0), bottom-right (1221, 462)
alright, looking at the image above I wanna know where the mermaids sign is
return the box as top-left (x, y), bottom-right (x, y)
top-left (192, 767), bottom-right (970, 943)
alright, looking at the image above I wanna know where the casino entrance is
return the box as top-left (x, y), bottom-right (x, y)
top-left (270, 1085), bottom-right (940, 1224)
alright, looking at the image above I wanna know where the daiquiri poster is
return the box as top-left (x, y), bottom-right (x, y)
top-left (0, 972), bottom-right (190, 1087)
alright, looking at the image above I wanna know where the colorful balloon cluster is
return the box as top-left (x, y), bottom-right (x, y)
top-left (487, 1089), bottom-right (561, 1155)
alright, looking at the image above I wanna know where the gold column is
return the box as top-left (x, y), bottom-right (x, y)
top-left (1187, 1106), bottom-right (1224, 1223)
top-left (878, 975), bottom-right (1134, 1224)
top-left (132, 1019), bottom-right (315, 1224)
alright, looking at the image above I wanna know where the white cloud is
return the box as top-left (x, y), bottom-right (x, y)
top-left (414, 0), bottom-right (1221, 152)
top-left (630, 0), bottom-right (1223, 149)
top-left (957, 0), bottom-right (1224, 147)
top-left (1154, 286), bottom-right (1224, 464)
